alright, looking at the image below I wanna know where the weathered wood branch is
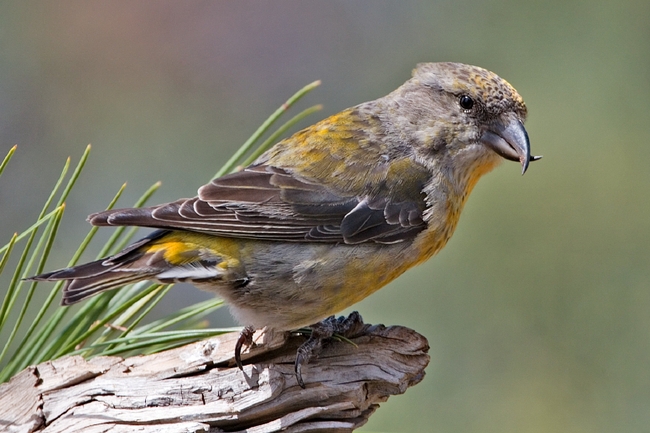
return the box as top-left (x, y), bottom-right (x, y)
top-left (1, 324), bottom-right (429, 433)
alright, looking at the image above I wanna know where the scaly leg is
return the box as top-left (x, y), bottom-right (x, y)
top-left (294, 311), bottom-right (365, 388)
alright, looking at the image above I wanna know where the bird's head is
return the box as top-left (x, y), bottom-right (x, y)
top-left (400, 62), bottom-right (540, 177)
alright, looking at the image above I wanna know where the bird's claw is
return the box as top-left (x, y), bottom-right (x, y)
top-left (294, 311), bottom-right (365, 388)
top-left (235, 325), bottom-right (256, 370)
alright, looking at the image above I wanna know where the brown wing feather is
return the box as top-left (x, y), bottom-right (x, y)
top-left (89, 164), bottom-right (428, 244)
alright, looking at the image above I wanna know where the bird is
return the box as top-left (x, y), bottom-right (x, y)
top-left (30, 62), bottom-right (540, 387)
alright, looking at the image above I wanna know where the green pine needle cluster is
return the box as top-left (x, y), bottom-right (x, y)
top-left (0, 81), bottom-right (321, 383)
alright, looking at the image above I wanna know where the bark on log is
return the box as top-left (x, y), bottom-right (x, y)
top-left (0, 324), bottom-right (429, 433)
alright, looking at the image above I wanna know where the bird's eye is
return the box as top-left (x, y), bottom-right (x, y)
top-left (459, 95), bottom-right (474, 110)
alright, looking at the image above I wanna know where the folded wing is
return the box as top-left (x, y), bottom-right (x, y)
top-left (90, 164), bottom-right (429, 245)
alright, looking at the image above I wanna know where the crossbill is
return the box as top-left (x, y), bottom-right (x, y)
top-left (31, 62), bottom-right (539, 386)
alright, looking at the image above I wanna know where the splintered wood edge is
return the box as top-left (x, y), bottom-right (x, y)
top-left (0, 324), bottom-right (429, 433)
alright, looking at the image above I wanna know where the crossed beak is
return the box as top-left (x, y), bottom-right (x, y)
top-left (480, 114), bottom-right (541, 174)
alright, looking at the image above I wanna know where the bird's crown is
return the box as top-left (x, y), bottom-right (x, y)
top-left (413, 62), bottom-right (527, 118)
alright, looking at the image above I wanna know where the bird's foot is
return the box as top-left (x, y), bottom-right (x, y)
top-left (294, 311), bottom-right (365, 388)
top-left (235, 325), bottom-right (256, 370)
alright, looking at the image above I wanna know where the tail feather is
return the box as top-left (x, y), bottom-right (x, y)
top-left (27, 231), bottom-right (170, 305)
top-left (28, 229), bottom-right (228, 306)
top-left (28, 259), bottom-right (121, 281)
top-left (28, 256), bottom-right (153, 305)
top-left (61, 273), bottom-right (148, 305)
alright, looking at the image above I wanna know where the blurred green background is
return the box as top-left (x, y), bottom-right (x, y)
top-left (1, 1), bottom-right (649, 432)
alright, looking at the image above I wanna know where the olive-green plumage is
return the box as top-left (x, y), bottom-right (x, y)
top-left (31, 62), bottom-right (538, 332)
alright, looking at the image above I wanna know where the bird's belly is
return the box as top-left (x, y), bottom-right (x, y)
top-left (209, 240), bottom-right (418, 330)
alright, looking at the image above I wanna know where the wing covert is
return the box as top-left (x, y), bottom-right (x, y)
top-left (90, 108), bottom-right (433, 244)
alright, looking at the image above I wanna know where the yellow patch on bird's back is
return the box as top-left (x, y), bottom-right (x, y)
top-left (146, 232), bottom-right (243, 268)
top-left (146, 240), bottom-right (195, 265)
top-left (263, 108), bottom-right (393, 195)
